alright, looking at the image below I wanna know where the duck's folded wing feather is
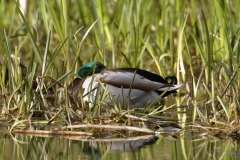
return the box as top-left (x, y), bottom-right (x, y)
top-left (96, 71), bottom-right (175, 92)
top-left (157, 84), bottom-right (182, 91)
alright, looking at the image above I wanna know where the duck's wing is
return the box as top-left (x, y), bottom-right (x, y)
top-left (96, 69), bottom-right (180, 92)
top-left (117, 68), bottom-right (167, 83)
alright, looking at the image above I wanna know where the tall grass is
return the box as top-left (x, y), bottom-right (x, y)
top-left (0, 0), bottom-right (239, 134)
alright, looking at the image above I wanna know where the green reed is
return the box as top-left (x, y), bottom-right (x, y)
top-left (0, 0), bottom-right (239, 133)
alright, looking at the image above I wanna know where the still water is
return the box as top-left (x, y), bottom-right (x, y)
top-left (1, 131), bottom-right (240, 160)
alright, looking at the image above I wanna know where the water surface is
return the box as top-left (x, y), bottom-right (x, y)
top-left (1, 132), bottom-right (240, 160)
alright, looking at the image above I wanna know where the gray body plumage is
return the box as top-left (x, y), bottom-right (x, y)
top-left (82, 69), bottom-right (181, 109)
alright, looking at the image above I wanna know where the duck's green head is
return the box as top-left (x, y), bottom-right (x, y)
top-left (76, 62), bottom-right (106, 78)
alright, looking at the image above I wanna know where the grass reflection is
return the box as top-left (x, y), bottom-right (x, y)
top-left (0, 133), bottom-right (239, 160)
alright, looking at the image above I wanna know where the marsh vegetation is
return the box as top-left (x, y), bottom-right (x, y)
top-left (0, 0), bottom-right (240, 159)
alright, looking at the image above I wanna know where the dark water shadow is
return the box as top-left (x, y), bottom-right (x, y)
top-left (1, 132), bottom-right (160, 159)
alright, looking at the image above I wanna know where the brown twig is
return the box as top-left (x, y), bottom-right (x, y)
top-left (13, 129), bottom-right (93, 136)
top-left (47, 108), bottom-right (64, 125)
top-left (61, 124), bottom-right (154, 134)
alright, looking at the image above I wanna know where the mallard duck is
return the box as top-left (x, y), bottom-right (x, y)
top-left (76, 62), bottom-right (181, 109)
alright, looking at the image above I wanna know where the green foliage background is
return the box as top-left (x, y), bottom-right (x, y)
top-left (0, 0), bottom-right (239, 123)
top-left (1, 1), bottom-right (240, 159)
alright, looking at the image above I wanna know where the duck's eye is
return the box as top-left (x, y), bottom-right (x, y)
top-left (165, 76), bottom-right (178, 84)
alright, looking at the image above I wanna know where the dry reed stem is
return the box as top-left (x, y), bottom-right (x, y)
top-left (13, 129), bottom-right (93, 136)
top-left (61, 124), bottom-right (154, 134)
